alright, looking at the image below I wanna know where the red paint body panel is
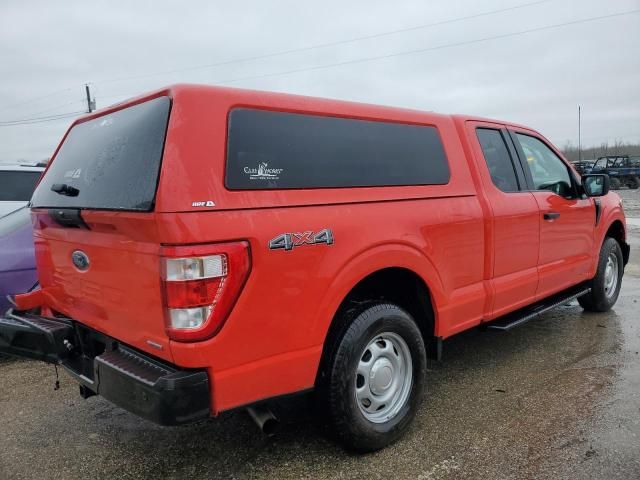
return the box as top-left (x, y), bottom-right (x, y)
top-left (531, 191), bottom-right (595, 298)
top-left (33, 211), bottom-right (173, 362)
top-left (31, 85), bottom-right (627, 414)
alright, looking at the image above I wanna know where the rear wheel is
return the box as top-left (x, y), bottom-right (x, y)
top-left (609, 177), bottom-right (622, 190)
top-left (578, 237), bottom-right (623, 312)
top-left (626, 176), bottom-right (639, 189)
top-left (319, 303), bottom-right (427, 452)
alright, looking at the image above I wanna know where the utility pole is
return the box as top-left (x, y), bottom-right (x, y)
top-left (578, 105), bottom-right (582, 162)
top-left (85, 84), bottom-right (95, 113)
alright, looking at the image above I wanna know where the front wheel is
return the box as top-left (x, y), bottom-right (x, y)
top-left (578, 237), bottom-right (623, 312)
top-left (610, 177), bottom-right (622, 190)
top-left (319, 303), bottom-right (427, 452)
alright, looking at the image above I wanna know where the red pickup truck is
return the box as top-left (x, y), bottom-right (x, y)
top-left (0, 85), bottom-right (628, 452)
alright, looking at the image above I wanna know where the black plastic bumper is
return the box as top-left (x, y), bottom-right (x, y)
top-left (0, 311), bottom-right (210, 426)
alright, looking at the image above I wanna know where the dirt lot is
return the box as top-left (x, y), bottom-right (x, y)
top-left (1, 190), bottom-right (639, 480)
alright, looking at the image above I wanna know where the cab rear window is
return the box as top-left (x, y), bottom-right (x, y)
top-left (225, 108), bottom-right (450, 190)
top-left (31, 96), bottom-right (170, 211)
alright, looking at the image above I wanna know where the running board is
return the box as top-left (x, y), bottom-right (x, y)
top-left (485, 284), bottom-right (591, 331)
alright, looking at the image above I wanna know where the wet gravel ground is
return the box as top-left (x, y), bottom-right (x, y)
top-left (1, 190), bottom-right (639, 479)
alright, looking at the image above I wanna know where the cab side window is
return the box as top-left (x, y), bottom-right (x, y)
top-left (515, 133), bottom-right (573, 197)
top-left (476, 128), bottom-right (520, 192)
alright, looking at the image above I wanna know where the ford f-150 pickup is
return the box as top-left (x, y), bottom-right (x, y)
top-left (0, 85), bottom-right (628, 451)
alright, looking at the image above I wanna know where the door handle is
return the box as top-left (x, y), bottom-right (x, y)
top-left (543, 211), bottom-right (561, 221)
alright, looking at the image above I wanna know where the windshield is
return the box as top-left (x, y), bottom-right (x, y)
top-left (0, 170), bottom-right (41, 201)
top-left (31, 96), bottom-right (171, 211)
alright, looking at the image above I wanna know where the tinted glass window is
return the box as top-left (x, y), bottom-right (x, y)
top-left (226, 108), bottom-right (450, 189)
top-left (31, 97), bottom-right (171, 211)
top-left (516, 134), bottom-right (572, 196)
top-left (0, 171), bottom-right (41, 201)
top-left (476, 129), bottom-right (520, 192)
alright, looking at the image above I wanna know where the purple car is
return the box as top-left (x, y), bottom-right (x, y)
top-left (0, 207), bottom-right (38, 314)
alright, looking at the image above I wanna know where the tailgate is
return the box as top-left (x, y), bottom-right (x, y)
top-left (33, 211), bottom-right (171, 360)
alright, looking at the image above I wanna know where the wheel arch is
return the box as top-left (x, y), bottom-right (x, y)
top-left (313, 248), bottom-right (444, 388)
top-left (605, 219), bottom-right (629, 265)
top-left (311, 242), bottom-right (445, 338)
top-left (327, 266), bottom-right (436, 344)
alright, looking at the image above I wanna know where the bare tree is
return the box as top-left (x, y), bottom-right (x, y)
top-left (561, 141), bottom-right (640, 162)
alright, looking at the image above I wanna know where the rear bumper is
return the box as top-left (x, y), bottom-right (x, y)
top-left (0, 311), bottom-right (210, 426)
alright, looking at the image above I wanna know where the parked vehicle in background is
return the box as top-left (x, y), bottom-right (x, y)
top-left (570, 159), bottom-right (595, 175)
top-left (0, 164), bottom-right (45, 218)
top-left (0, 85), bottom-right (629, 452)
top-left (0, 207), bottom-right (38, 314)
top-left (590, 155), bottom-right (640, 190)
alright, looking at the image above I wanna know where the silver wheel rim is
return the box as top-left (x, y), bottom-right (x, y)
top-left (604, 251), bottom-right (619, 300)
top-left (355, 332), bottom-right (413, 424)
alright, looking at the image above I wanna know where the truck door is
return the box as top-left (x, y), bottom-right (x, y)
top-left (509, 130), bottom-right (594, 299)
top-left (466, 122), bottom-right (539, 318)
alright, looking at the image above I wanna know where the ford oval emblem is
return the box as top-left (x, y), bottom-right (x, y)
top-left (71, 250), bottom-right (90, 271)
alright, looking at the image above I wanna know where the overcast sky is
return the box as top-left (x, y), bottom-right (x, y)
top-left (0, 0), bottom-right (638, 163)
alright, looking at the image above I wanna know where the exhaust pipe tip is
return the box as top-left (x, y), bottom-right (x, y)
top-left (247, 405), bottom-right (278, 436)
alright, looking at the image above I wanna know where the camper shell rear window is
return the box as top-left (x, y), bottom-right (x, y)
top-left (31, 96), bottom-right (171, 211)
top-left (225, 108), bottom-right (450, 190)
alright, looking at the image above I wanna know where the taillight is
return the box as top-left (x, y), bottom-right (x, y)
top-left (161, 241), bottom-right (251, 342)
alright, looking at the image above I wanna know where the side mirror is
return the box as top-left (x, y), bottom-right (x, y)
top-left (582, 174), bottom-right (610, 197)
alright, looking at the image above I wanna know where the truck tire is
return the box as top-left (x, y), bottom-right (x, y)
top-left (319, 303), bottom-right (427, 452)
top-left (578, 237), bottom-right (623, 312)
top-left (627, 176), bottom-right (639, 189)
top-left (609, 177), bottom-right (622, 190)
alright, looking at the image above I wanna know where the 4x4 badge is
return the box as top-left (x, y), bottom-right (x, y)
top-left (269, 229), bottom-right (334, 251)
